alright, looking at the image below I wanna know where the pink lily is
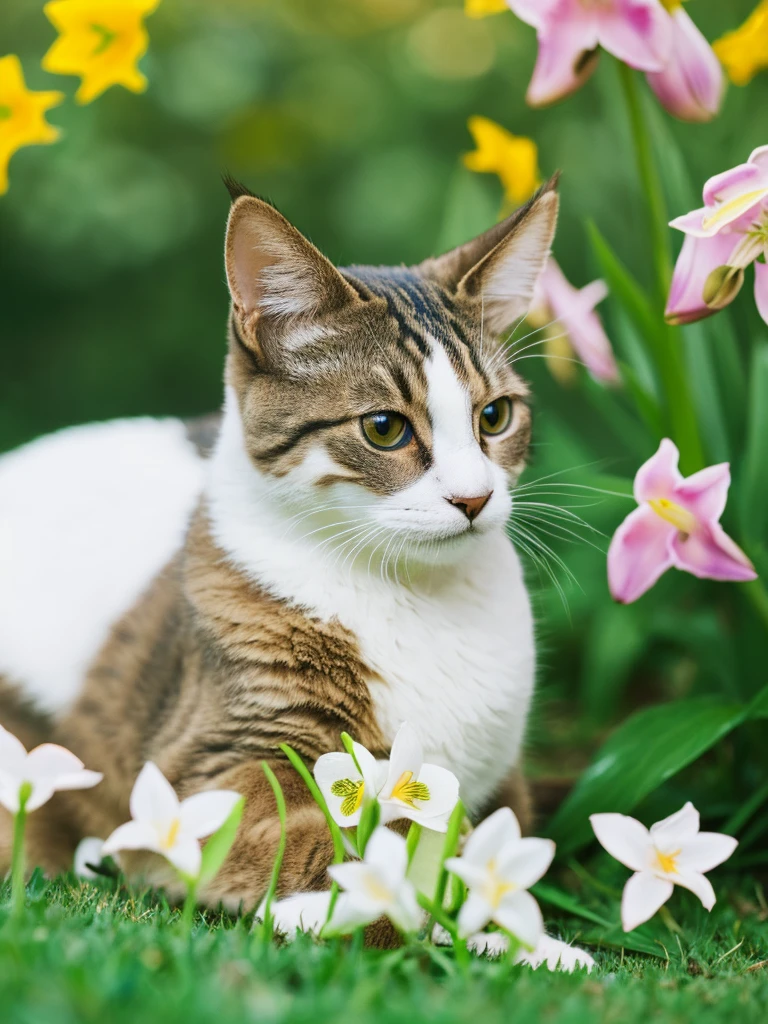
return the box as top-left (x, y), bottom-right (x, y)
top-left (667, 146), bottom-right (768, 326)
top-left (608, 439), bottom-right (756, 604)
top-left (529, 258), bottom-right (620, 384)
top-left (506, 0), bottom-right (671, 107)
top-left (645, 3), bottom-right (724, 123)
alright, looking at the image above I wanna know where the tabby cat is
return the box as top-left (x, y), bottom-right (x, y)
top-left (0, 177), bottom-right (559, 908)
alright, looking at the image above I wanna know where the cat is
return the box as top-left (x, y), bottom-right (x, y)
top-left (0, 177), bottom-right (559, 909)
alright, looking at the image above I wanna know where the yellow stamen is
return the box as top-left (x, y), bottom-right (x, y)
top-left (656, 849), bottom-right (681, 874)
top-left (390, 771), bottom-right (430, 809)
top-left (648, 498), bottom-right (697, 536)
top-left (330, 778), bottom-right (365, 817)
top-left (484, 859), bottom-right (516, 907)
top-left (162, 818), bottom-right (181, 850)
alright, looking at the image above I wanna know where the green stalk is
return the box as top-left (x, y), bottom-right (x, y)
top-left (11, 782), bottom-right (31, 922)
top-left (431, 801), bottom-right (465, 914)
top-left (259, 762), bottom-right (287, 942)
top-left (180, 878), bottom-right (198, 936)
top-left (744, 578), bottom-right (768, 633)
top-left (406, 822), bottom-right (423, 866)
top-left (416, 893), bottom-right (470, 970)
top-left (617, 61), bottom-right (704, 473)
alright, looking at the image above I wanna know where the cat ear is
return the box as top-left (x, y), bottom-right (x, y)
top-left (421, 177), bottom-right (560, 334)
top-left (224, 193), bottom-right (358, 351)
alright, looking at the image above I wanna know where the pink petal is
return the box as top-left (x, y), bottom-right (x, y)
top-left (645, 7), bottom-right (723, 123)
top-left (129, 762), bottom-right (180, 825)
top-left (665, 232), bottom-right (741, 324)
top-left (597, 0), bottom-right (670, 72)
top-left (674, 869), bottom-right (716, 911)
top-left (608, 504), bottom-right (676, 603)
top-left (633, 438), bottom-right (682, 502)
top-left (703, 161), bottom-right (767, 208)
top-left (749, 146), bottom-right (768, 174)
top-left (677, 832), bottom-right (738, 873)
top-left (525, 12), bottom-right (601, 107)
top-left (590, 813), bottom-right (650, 872)
top-left (621, 871), bottom-right (674, 931)
top-left (672, 463), bottom-right (731, 523)
top-left (541, 261), bottom-right (618, 382)
top-left (672, 521), bottom-right (757, 583)
top-left (506, 0), bottom-right (559, 31)
top-left (755, 261), bottom-right (768, 326)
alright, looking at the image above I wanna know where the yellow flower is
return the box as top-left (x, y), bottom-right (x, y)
top-left (42, 0), bottom-right (161, 105)
top-left (463, 116), bottom-right (541, 210)
top-left (465, 0), bottom-right (508, 18)
top-left (713, 0), bottom-right (768, 87)
top-left (0, 55), bottom-right (63, 195)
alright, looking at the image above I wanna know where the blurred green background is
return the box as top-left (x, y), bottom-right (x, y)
top-left (2, 0), bottom-right (767, 811)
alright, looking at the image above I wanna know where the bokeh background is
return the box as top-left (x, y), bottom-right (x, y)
top-left (2, 0), bottom-right (767, 815)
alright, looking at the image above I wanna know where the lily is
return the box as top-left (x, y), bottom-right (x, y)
top-left (102, 761), bottom-right (241, 880)
top-left (506, 0), bottom-right (670, 107)
top-left (646, 2), bottom-right (724, 123)
top-left (0, 55), bottom-right (63, 195)
top-left (528, 258), bottom-right (619, 384)
top-left (713, 1), bottom-right (768, 88)
top-left (0, 723), bottom-right (102, 814)
top-left (314, 722), bottom-right (460, 832)
top-left (666, 146), bottom-right (768, 326)
top-left (591, 802), bottom-right (737, 931)
top-left (325, 826), bottom-right (422, 935)
top-left (607, 439), bottom-right (757, 604)
top-left (445, 807), bottom-right (554, 948)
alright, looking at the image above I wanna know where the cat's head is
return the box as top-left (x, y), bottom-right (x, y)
top-left (220, 178), bottom-right (558, 568)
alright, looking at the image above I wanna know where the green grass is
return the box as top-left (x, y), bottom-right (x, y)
top-left (1, 874), bottom-right (766, 1024)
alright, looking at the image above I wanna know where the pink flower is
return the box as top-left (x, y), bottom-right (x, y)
top-left (645, 4), bottom-right (724, 123)
top-left (506, 0), bottom-right (671, 107)
top-left (666, 146), bottom-right (768, 326)
top-left (608, 439), bottom-right (756, 603)
top-left (530, 258), bottom-right (620, 384)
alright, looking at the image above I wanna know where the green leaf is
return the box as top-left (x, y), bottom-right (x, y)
top-left (679, 321), bottom-right (730, 464)
top-left (198, 797), bottom-right (245, 887)
top-left (740, 343), bottom-right (768, 544)
top-left (747, 683), bottom-right (768, 720)
top-left (258, 762), bottom-right (287, 942)
top-left (547, 697), bottom-right (746, 854)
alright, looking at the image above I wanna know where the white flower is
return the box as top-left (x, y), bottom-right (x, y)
top-left (258, 891), bottom-right (333, 938)
top-left (326, 826), bottom-right (423, 934)
top-left (445, 807), bottom-right (554, 949)
top-left (590, 801), bottom-right (738, 932)
top-left (74, 836), bottom-right (108, 880)
top-left (102, 762), bottom-right (241, 880)
top-left (433, 925), bottom-right (595, 972)
top-left (314, 722), bottom-right (460, 832)
top-left (0, 723), bottom-right (102, 813)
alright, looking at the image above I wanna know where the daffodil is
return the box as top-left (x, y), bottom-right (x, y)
top-left (463, 116), bottom-right (541, 209)
top-left (714, 1), bottom-right (768, 87)
top-left (591, 802), bottom-right (737, 931)
top-left (465, 0), bottom-right (508, 17)
top-left (445, 807), bottom-right (555, 948)
top-left (314, 722), bottom-right (460, 832)
top-left (42, 0), bottom-right (161, 105)
top-left (0, 55), bottom-right (63, 195)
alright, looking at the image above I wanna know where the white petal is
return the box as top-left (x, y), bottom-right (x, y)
top-left (103, 820), bottom-right (162, 857)
top-left (590, 813), bottom-right (650, 871)
top-left (457, 891), bottom-right (494, 938)
top-left (166, 836), bottom-right (202, 879)
top-left (516, 935), bottom-right (596, 973)
top-left (327, 861), bottom-right (373, 894)
top-left (621, 871), bottom-right (673, 931)
top-left (74, 837), bottom-right (106, 880)
top-left (0, 771), bottom-right (20, 813)
top-left (462, 807), bottom-right (521, 867)
top-left (650, 801), bottom-right (700, 851)
top-left (388, 881), bottom-right (423, 934)
top-left (25, 780), bottom-right (58, 812)
top-left (53, 770), bottom-right (103, 795)
top-left (494, 890), bottom-right (544, 950)
top-left (179, 790), bottom-right (240, 839)
top-left (0, 724), bottom-right (28, 771)
top-left (129, 762), bottom-right (180, 825)
top-left (467, 931), bottom-right (510, 958)
top-left (259, 892), bottom-right (332, 938)
top-left (326, 891), bottom-right (382, 933)
top-left (677, 832), bottom-right (737, 873)
top-left (674, 869), bottom-right (716, 911)
top-left (380, 723), bottom-right (423, 799)
top-left (353, 743), bottom-right (386, 795)
top-left (410, 763), bottom-right (460, 820)
top-left (444, 855), bottom-right (489, 890)
top-left (496, 837), bottom-right (556, 889)
top-left (313, 752), bottom-right (364, 826)
top-left (363, 826), bottom-right (408, 890)
top-left (24, 743), bottom-right (84, 782)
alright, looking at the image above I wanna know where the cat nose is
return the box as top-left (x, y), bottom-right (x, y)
top-left (448, 492), bottom-right (493, 523)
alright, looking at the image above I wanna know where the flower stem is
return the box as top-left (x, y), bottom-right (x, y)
top-left (10, 783), bottom-right (31, 922)
top-left (180, 879), bottom-right (198, 936)
top-left (259, 761), bottom-right (287, 942)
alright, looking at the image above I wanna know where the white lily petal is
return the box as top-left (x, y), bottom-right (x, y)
top-left (462, 807), bottom-right (521, 867)
top-left (650, 801), bottom-right (700, 850)
top-left (313, 751), bottom-right (364, 827)
top-left (621, 871), bottom-right (673, 931)
top-left (380, 723), bottom-right (423, 799)
top-left (179, 790), bottom-right (241, 839)
top-left (674, 869), bottom-right (716, 910)
top-left (389, 882), bottom-right (423, 934)
top-left (326, 891), bottom-right (383, 933)
top-left (444, 856), bottom-right (489, 891)
top-left (363, 827), bottom-right (408, 891)
top-left (24, 780), bottom-right (58, 812)
top-left (52, 770), bottom-right (103, 794)
top-left (24, 743), bottom-right (85, 781)
top-left (590, 813), bottom-right (650, 871)
top-left (352, 743), bottom-right (386, 795)
top-left (129, 762), bottom-right (180, 824)
top-left (103, 820), bottom-right (162, 857)
top-left (260, 892), bottom-right (332, 938)
top-left (677, 832), bottom-right (738, 873)
top-left (496, 837), bottom-right (556, 889)
top-left (0, 772), bottom-right (21, 813)
top-left (467, 930), bottom-right (510, 958)
top-left (494, 889), bottom-right (544, 950)
top-left (0, 724), bottom-right (28, 771)
top-left (166, 835), bottom-right (203, 879)
top-left (409, 763), bottom-right (460, 819)
top-left (327, 861), bottom-right (373, 892)
top-left (517, 935), bottom-right (596, 973)
top-left (74, 837), bottom-right (106, 880)
top-left (457, 890), bottom-right (494, 938)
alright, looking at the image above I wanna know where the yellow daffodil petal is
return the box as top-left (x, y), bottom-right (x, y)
top-left (465, 0), bottom-right (508, 18)
top-left (0, 55), bottom-right (63, 195)
top-left (463, 115), bottom-right (541, 208)
top-left (713, 0), bottom-right (768, 87)
top-left (42, 0), bottom-right (161, 105)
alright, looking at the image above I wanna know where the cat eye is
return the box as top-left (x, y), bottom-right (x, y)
top-left (479, 397), bottom-right (513, 437)
top-left (361, 412), bottom-right (413, 451)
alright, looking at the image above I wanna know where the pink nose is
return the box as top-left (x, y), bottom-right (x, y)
top-left (448, 492), bottom-right (493, 523)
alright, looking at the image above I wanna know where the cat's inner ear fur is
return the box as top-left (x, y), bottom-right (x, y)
top-left (421, 176), bottom-right (560, 335)
top-left (225, 194), bottom-right (359, 353)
